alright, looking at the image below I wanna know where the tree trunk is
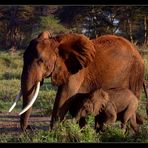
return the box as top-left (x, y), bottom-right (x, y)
top-left (144, 15), bottom-right (147, 45)
top-left (128, 19), bottom-right (133, 43)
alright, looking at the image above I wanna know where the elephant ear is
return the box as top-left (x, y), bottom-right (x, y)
top-left (91, 89), bottom-right (109, 115)
top-left (57, 33), bottom-right (96, 74)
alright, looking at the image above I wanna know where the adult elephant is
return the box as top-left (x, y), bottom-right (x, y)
top-left (9, 31), bottom-right (145, 131)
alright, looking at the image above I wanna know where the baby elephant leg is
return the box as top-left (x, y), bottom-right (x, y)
top-left (122, 103), bottom-right (138, 133)
top-left (120, 122), bottom-right (127, 134)
top-left (130, 113), bottom-right (139, 134)
top-left (105, 104), bottom-right (117, 124)
top-left (78, 117), bottom-right (86, 128)
top-left (95, 115), bottom-right (105, 132)
top-left (120, 111), bottom-right (132, 133)
top-left (95, 115), bottom-right (100, 130)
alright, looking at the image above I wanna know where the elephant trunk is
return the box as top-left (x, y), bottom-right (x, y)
top-left (20, 67), bottom-right (40, 131)
top-left (19, 82), bottom-right (40, 115)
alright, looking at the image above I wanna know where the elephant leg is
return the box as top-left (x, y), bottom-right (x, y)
top-left (120, 106), bottom-right (135, 134)
top-left (130, 113), bottom-right (139, 134)
top-left (123, 102), bottom-right (138, 129)
top-left (104, 104), bottom-right (117, 125)
top-left (20, 84), bottom-right (36, 131)
top-left (95, 122), bottom-right (104, 133)
top-left (121, 123), bottom-right (126, 129)
top-left (50, 85), bottom-right (79, 130)
top-left (20, 103), bottom-right (33, 131)
top-left (129, 56), bottom-right (144, 101)
top-left (78, 117), bottom-right (86, 128)
top-left (95, 114), bottom-right (106, 133)
top-left (50, 86), bottom-right (63, 130)
top-left (129, 59), bottom-right (145, 119)
top-left (120, 122), bottom-right (127, 134)
top-left (50, 72), bottom-right (85, 130)
top-left (105, 113), bottom-right (116, 124)
top-left (95, 115), bottom-right (100, 130)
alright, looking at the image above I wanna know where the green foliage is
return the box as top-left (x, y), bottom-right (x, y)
top-left (100, 125), bottom-right (126, 142)
top-left (0, 6), bottom-right (69, 49)
top-left (53, 119), bottom-right (100, 143)
top-left (57, 6), bottom-right (148, 44)
top-left (32, 15), bottom-right (69, 38)
top-left (1, 6), bottom-right (148, 49)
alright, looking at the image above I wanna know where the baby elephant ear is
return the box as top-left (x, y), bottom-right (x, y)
top-left (100, 89), bottom-right (109, 101)
top-left (58, 33), bottom-right (96, 74)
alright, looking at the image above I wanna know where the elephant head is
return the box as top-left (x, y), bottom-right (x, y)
top-left (9, 31), bottom-right (96, 131)
top-left (75, 89), bottom-right (109, 121)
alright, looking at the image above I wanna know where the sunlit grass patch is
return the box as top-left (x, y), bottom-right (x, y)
top-left (99, 125), bottom-right (126, 142)
top-left (0, 79), bottom-right (20, 101)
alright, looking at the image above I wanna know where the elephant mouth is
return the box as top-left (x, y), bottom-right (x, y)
top-left (8, 82), bottom-right (40, 115)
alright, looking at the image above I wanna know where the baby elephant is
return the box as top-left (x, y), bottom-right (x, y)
top-left (69, 88), bottom-right (139, 133)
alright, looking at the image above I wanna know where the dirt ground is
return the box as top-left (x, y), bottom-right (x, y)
top-left (0, 110), bottom-right (51, 135)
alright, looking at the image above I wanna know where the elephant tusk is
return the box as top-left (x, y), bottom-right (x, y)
top-left (19, 82), bottom-right (40, 115)
top-left (8, 90), bottom-right (22, 112)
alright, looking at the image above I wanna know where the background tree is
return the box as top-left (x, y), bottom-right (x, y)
top-left (0, 5), bottom-right (68, 50)
top-left (0, 5), bottom-right (148, 50)
top-left (0, 6), bottom-right (36, 49)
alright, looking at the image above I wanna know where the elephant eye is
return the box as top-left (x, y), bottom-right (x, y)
top-left (37, 58), bottom-right (44, 64)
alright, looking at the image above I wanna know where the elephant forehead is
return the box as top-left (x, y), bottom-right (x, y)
top-left (37, 39), bottom-right (52, 50)
top-left (36, 39), bottom-right (58, 54)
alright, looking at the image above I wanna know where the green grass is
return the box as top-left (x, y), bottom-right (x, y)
top-left (0, 119), bottom-right (100, 143)
top-left (0, 51), bottom-right (23, 112)
top-left (0, 50), bottom-right (148, 143)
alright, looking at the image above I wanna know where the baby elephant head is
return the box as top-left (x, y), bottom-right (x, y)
top-left (77, 89), bottom-right (109, 120)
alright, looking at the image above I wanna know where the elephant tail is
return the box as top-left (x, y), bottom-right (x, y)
top-left (143, 81), bottom-right (148, 115)
top-left (135, 81), bottom-right (147, 125)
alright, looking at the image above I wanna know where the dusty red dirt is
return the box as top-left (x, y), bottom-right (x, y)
top-left (0, 110), bottom-right (51, 134)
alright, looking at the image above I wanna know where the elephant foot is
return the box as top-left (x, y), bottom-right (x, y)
top-left (95, 126), bottom-right (106, 133)
top-left (78, 117), bottom-right (86, 128)
top-left (26, 125), bottom-right (33, 131)
top-left (21, 125), bottom-right (33, 132)
top-left (49, 119), bottom-right (54, 131)
top-left (136, 113), bottom-right (144, 125)
top-left (49, 118), bottom-right (59, 131)
top-left (49, 119), bottom-right (59, 131)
